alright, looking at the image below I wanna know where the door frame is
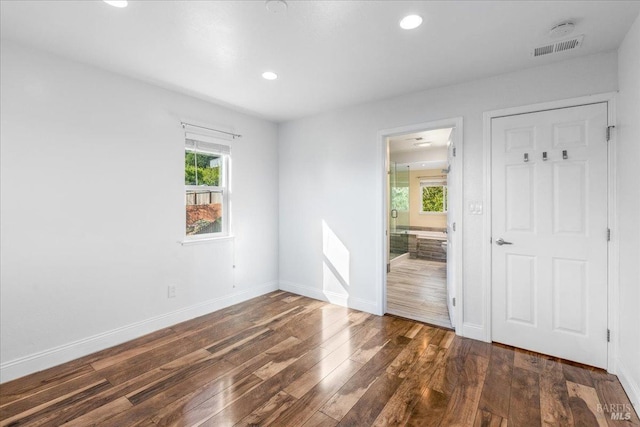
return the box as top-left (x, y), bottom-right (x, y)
top-left (377, 117), bottom-right (464, 335)
top-left (482, 92), bottom-right (618, 372)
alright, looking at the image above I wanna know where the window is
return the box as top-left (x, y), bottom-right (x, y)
top-left (391, 186), bottom-right (409, 211)
top-left (185, 138), bottom-right (230, 238)
top-left (420, 179), bottom-right (447, 213)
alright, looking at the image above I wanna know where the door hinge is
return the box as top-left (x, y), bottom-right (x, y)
top-left (607, 228), bottom-right (611, 241)
top-left (606, 125), bottom-right (615, 142)
top-left (453, 147), bottom-right (457, 157)
top-left (607, 329), bottom-right (611, 342)
top-left (452, 222), bottom-right (456, 232)
top-left (452, 297), bottom-right (456, 307)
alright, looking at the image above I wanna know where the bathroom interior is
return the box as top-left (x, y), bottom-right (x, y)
top-left (387, 127), bottom-right (453, 329)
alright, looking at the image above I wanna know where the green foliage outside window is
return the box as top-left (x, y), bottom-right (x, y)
top-left (185, 151), bottom-right (220, 186)
top-left (422, 185), bottom-right (447, 212)
top-left (391, 187), bottom-right (409, 211)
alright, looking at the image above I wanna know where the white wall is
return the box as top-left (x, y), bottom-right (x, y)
top-left (0, 41), bottom-right (279, 382)
top-left (616, 14), bottom-right (640, 410)
top-left (278, 51), bottom-right (618, 334)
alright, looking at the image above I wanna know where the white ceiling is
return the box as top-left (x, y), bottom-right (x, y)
top-left (1, 1), bottom-right (638, 123)
top-left (388, 128), bottom-right (453, 154)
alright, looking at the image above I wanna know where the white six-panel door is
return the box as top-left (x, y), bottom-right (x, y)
top-left (491, 102), bottom-right (609, 368)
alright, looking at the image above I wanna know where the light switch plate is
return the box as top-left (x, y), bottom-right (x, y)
top-left (469, 201), bottom-right (483, 215)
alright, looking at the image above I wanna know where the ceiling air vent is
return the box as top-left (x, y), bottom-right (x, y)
top-left (532, 35), bottom-right (584, 57)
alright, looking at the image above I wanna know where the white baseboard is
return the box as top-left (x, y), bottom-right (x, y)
top-left (462, 322), bottom-right (488, 342)
top-left (279, 281), bottom-right (378, 315)
top-left (0, 281), bottom-right (278, 384)
top-left (390, 252), bottom-right (410, 267)
top-left (617, 358), bottom-right (640, 413)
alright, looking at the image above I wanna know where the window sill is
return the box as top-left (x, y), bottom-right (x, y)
top-left (418, 211), bottom-right (447, 216)
top-left (180, 235), bottom-right (235, 246)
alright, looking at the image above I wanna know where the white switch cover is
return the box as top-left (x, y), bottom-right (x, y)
top-left (469, 202), bottom-right (483, 215)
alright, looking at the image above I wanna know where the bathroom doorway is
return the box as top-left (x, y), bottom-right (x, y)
top-left (382, 118), bottom-right (463, 330)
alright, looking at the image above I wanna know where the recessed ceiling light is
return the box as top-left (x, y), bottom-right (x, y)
top-left (262, 71), bottom-right (278, 80)
top-left (549, 21), bottom-right (576, 39)
top-left (103, 0), bottom-right (128, 8)
top-left (414, 141), bottom-right (432, 147)
top-left (265, 0), bottom-right (288, 13)
top-left (400, 15), bottom-right (423, 30)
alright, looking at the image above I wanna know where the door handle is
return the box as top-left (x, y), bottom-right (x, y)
top-left (391, 209), bottom-right (398, 219)
top-left (495, 238), bottom-right (513, 246)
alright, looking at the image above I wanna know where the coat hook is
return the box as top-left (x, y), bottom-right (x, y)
top-left (524, 153), bottom-right (529, 162)
top-left (542, 151), bottom-right (548, 161)
top-left (563, 150), bottom-right (568, 160)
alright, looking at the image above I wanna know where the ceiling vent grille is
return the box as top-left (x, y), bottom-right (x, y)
top-left (533, 35), bottom-right (584, 57)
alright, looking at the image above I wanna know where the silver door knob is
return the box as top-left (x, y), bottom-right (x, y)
top-left (495, 238), bottom-right (513, 246)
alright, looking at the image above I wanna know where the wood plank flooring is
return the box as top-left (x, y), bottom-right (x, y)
top-left (387, 258), bottom-right (452, 329)
top-left (1, 292), bottom-right (637, 426)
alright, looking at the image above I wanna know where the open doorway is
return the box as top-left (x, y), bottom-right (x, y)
top-left (381, 118), bottom-right (463, 331)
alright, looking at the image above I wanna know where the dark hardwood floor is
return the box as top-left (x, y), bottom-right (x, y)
top-left (0, 291), bottom-right (637, 426)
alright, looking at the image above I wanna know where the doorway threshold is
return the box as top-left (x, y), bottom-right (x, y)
top-left (390, 252), bottom-right (410, 268)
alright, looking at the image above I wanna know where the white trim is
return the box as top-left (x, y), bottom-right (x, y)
top-left (482, 92), bottom-right (619, 365)
top-left (617, 358), bottom-right (640, 412)
top-left (185, 185), bottom-right (225, 192)
top-left (390, 252), bottom-right (410, 267)
top-left (278, 281), bottom-right (378, 314)
top-left (179, 235), bottom-right (235, 245)
top-left (605, 98), bottom-right (619, 375)
top-left (484, 92), bottom-right (617, 118)
top-left (482, 109), bottom-right (494, 343)
top-left (0, 281), bottom-right (278, 383)
top-left (462, 323), bottom-right (486, 341)
top-left (185, 140), bottom-right (231, 155)
top-left (184, 147), bottom-right (231, 240)
top-left (377, 117), bottom-right (464, 335)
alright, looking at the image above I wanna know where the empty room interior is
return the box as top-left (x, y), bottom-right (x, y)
top-left (1, 1), bottom-right (639, 426)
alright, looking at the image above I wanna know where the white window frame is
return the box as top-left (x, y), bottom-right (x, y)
top-left (184, 138), bottom-right (231, 241)
top-left (419, 179), bottom-right (448, 215)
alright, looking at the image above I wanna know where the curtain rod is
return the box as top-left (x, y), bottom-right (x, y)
top-left (416, 175), bottom-right (447, 179)
top-left (181, 122), bottom-right (242, 139)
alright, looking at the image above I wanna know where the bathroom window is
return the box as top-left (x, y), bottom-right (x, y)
top-left (420, 179), bottom-right (447, 214)
top-left (185, 138), bottom-right (230, 239)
